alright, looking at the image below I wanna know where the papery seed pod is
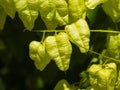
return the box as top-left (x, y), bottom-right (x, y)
top-left (85, 0), bottom-right (108, 9)
top-left (68, 0), bottom-right (86, 23)
top-left (88, 63), bottom-right (117, 90)
top-left (34, 42), bottom-right (51, 71)
top-left (54, 79), bottom-right (71, 90)
top-left (29, 41), bottom-right (40, 61)
top-left (29, 41), bottom-right (51, 71)
top-left (65, 18), bottom-right (90, 53)
top-left (106, 33), bottom-right (120, 59)
top-left (45, 32), bottom-right (72, 71)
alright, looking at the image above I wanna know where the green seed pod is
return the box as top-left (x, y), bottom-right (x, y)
top-left (34, 42), bottom-right (51, 71)
top-left (54, 79), bottom-right (71, 90)
top-left (29, 41), bottom-right (40, 61)
top-left (88, 63), bottom-right (117, 90)
top-left (45, 32), bottom-right (72, 71)
top-left (106, 33), bottom-right (120, 59)
top-left (68, 0), bottom-right (86, 23)
top-left (65, 18), bottom-right (90, 53)
top-left (85, 0), bottom-right (108, 9)
top-left (29, 41), bottom-right (51, 71)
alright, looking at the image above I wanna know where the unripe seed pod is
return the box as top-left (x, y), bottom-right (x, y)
top-left (45, 32), bottom-right (72, 71)
top-left (65, 18), bottom-right (90, 53)
top-left (68, 0), bottom-right (86, 23)
top-left (29, 41), bottom-right (40, 61)
top-left (29, 41), bottom-right (51, 71)
top-left (88, 63), bottom-right (117, 90)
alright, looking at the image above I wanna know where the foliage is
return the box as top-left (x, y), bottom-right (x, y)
top-left (0, 0), bottom-right (120, 90)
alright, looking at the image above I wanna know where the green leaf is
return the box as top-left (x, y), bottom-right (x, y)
top-left (102, 0), bottom-right (120, 23)
top-left (0, 7), bottom-right (7, 30)
top-left (39, 0), bottom-right (68, 30)
top-left (79, 71), bottom-right (90, 88)
top-left (14, 0), bottom-right (39, 30)
top-left (54, 79), bottom-right (71, 90)
top-left (85, 0), bottom-right (108, 9)
top-left (29, 41), bottom-right (51, 71)
top-left (88, 62), bottom-right (117, 90)
top-left (45, 32), bottom-right (72, 71)
top-left (65, 18), bottom-right (90, 53)
top-left (68, 0), bottom-right (86, 23)
top-left (86, 7), bottom-right (100, 26)
top-left (0, 0), bottom-right (16, 18)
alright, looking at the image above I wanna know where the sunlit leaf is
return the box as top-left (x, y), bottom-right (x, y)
top-left (14, 0), bottom-right (39, 30)
top-left (39, 0), bottom-right (68, 30)
top-left (0, 0), bottom-right (16, 18)
top-left (0, 7), bottom-right (7, 30)
top-left (45, 32), bottom-right (72, 71)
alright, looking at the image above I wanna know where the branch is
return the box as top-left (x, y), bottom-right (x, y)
top-left (27, 29), bottom-right (120, 34)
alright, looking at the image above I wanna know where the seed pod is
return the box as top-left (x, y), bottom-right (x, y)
top-left (29, 41), bottom-right (51, 71)
top-left (68, 0), bottom-right (86, 23)
top-left (54, 79), bottom-right (71, 90)
top-left (34, 42), bottom-right (51, 71)
top-left (106, 33), bottom-right (120, 59)
top-left (45, 32), bottom-right (72, 71)
top-left (85, 0), bottom-right (108, 9)
top-left (65, 18), bottom-right (90, 53)
top-left (29, 41), bottom-right (40, 61)
top-left (88, 63), bottom-right (117, 90)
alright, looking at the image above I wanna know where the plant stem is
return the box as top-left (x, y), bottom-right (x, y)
top-left (29, 29), bottom-right (120, 33)
top-left (90, 30), bottom-right (120, 33)
top-left (30, 30), bottom-right (65, 32)
top-left (89, 50), bottom-right (120, 63)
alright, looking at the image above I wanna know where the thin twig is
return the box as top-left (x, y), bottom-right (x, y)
top-left (28, 29), bottom-right (120, 34)
top-left (88, 50), bottom-right (120, 63)
top-left (90, 30), bottom-right (120, 33)
top-left (30, 30), bottom-right (65, 32)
